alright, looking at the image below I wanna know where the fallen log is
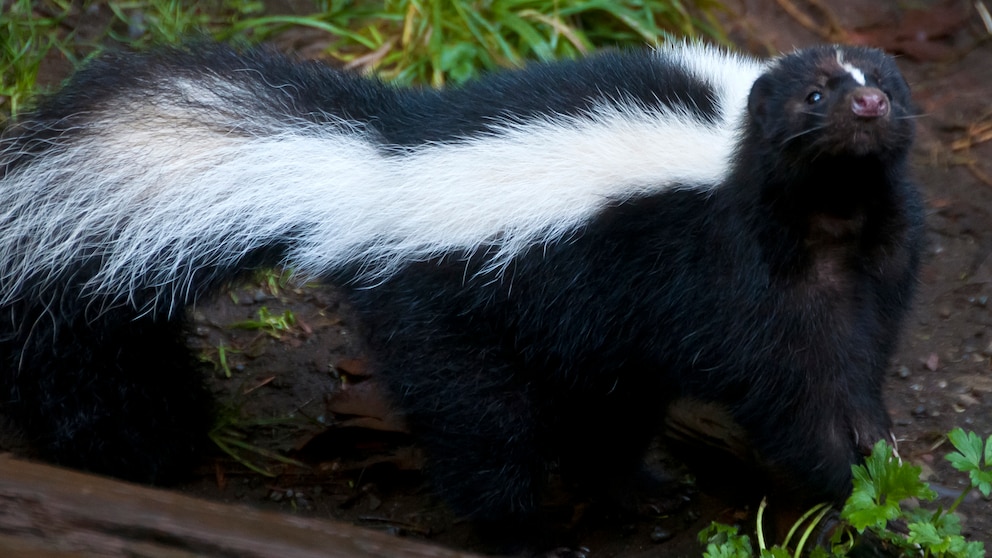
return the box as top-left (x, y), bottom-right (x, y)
top-left (0, 454), bottom-right (478, 558)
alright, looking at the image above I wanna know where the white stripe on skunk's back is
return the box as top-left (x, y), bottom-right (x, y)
top-left (0, 42), bottom-right (764, 310)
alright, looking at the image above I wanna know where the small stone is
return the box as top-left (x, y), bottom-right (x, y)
top-left (650, 526), bottom-right (675, 543)
top-left (545, 547), bottom-right (589, 558)
top-left (366, 494), bottom-right (382, 511)
top-left (958, 393), bottom-right (979, 406)
top-left (897, 365), bottom-right (911, 379)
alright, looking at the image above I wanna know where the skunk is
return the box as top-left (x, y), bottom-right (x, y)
top-left (0, 42), bottom-right (922, 529)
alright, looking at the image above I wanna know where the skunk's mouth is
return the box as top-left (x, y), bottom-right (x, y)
top-left (813, 114), bottom-right (905, 159)
top-left (845, 126), bottom-right (888, 156)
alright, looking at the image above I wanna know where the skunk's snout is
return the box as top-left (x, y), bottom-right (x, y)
top-left (850, 87), bottom-right (889, 119)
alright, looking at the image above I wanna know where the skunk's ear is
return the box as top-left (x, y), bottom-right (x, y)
top-left (746, 73), bottom-right (775, 138)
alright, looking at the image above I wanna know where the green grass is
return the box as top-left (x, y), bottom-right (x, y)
top-left (1, 0), bottom-right (727, 120)
top-left (1, 0), bottom-right (265, 120)
top-left (229, 307), bottom-right (298, 339)
top-left (103, 0), bottom-right (265, 44)
top-left (209, 409), bottom-right (311, 478)
top-left (1, 0), bottom-right (77, 118)
top-left (241, 0), bottom-right (731, 86)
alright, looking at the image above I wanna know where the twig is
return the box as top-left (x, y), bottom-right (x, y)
top-left (977, 1), bottom-right (992, 35)
top-left (773, 0), bottom-right (848, 41)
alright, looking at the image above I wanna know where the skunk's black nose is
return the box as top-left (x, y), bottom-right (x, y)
top-left (851, 87), bottom-right (889, 118)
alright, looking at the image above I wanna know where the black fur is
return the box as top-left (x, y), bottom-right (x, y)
top-left (0, 43), bottom-right (923, 535)
top-left (343, 45), bottom-right (923, 522)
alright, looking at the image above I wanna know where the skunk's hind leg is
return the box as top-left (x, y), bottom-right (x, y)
top-left (379, 350), bottom-right (549, 552)
top-left (551, 370), bottom-right (676, 516)
top-left (403, 362), bottom-right (541, 522)
top-left (368, 334), bottom-right (544, 523)
top-left (1, 303), bottom-right (211, 483)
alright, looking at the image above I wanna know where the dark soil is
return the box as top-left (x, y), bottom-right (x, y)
top-left (3, 1), bottom-right (991, 556)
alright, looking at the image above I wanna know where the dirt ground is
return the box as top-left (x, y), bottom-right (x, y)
top-left (2, 0), bottom-right (991, 556)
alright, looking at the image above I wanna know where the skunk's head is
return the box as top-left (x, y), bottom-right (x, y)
top-left (746, 45), bottom-right (915, 162)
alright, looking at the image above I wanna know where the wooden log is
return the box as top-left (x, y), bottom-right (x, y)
top-left (0, 454), bottom-right (479, 558)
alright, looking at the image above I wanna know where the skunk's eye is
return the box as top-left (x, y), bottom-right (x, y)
top-left (805, 91), bottom-right (823, 104)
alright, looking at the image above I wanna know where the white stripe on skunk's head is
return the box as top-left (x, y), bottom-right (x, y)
top-left (834, 50), bottom-right (867, 86)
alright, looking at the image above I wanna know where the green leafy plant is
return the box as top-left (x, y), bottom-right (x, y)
top-left (700, 430), bottom-right (990, 558)
top-left (699, 522), bottom-right (755, 558)
top-left (946, 429), bottom-right (992, 500)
